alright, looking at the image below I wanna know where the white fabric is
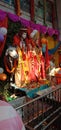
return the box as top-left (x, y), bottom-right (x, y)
top-left (0, 106), bottom-right (16, 121)
top-left (0, 100), bottom-right (26, 130)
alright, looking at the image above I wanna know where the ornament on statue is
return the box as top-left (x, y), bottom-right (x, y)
top-left (13, 28), bottom-right (28, 87)
top-left (4, 46), bottom-right (18, 86)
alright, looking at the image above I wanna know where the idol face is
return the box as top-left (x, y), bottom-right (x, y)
top-left (22, 32), bottom-right (27, 39)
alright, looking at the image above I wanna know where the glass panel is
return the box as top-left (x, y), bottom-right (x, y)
top-left (20, 0), bottom-right (30, 13)
top-left (4, 0), bottom-right (10, 2)
top-left (0, 0), bottom-right (14, 5)
top-left (35, 0), bottom-right (44, 19)
top-left (46, 1), bottom-right (53, 22)
top-left (0, 0), bottom-right (10, 2)
top-left (11, 0), bottom-right (15, 5)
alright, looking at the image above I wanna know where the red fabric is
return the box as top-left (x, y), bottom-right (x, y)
top-left (25, 38), bottom-right (35, 49)
top-left (0, 17), bottom-right (8, 57)
top-left (33, 55), bottom-right (39, 78)
top-left (45, 45), bottom-right (50, 70)
top-left (31, 39), bottom-right (35, 47)
top-left (27, 27), bottom-right (32, 36)
top-left (28, 51), bottom-right (36, 81)
top-left (13, 34), bottom-right (20, 47)
top-left (39, 54), bottom-right (46, 79)
top-left (25, 38), bottom-right (31, 46)
top-left (41, 56), bottom-right (46, 79)
top-left (22, 51), bottom-right (26, 61)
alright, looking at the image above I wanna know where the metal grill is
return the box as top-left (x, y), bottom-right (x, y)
top-left (10, 84), bottom-right (61, 130)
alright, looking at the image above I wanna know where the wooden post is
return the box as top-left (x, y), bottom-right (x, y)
top-left (44, 0), bottom-right (46, 25)
top-left (15, 0), bottom-right (21, 16)
top-left (30, 0), bottom-right (34, 21)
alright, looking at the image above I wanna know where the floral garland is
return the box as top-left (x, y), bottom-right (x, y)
top-left (4, 56), bottom-right (17, 73)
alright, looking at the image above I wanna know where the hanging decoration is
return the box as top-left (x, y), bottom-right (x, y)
top-left (0, 9), bottom-right (59, 38)
top-left (4, 56), bottom-right (17, 73)
top-left (41, 37), bottom-right (48, 53)
top-left (48, 41), bottom-right (61, 54)
top-left (0, 73), bottom-right (7, 81)
top-left (0, 27), bottom-right (7, 35)
top-left (41, 37), bottom-right (48, 44)
top-left (0, 33), bottom-right (4, 42)
top-left (0, 16), bottom-right (8, 57)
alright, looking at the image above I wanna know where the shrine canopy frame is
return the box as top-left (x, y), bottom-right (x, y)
top-left (0, 0), bottom-right (57, 28)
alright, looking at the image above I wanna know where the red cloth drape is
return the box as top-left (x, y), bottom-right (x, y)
top-left (13, 34), bottom-right (20, 47)
top-left (45, 45), bottom-right (50, 70)
top-left (0, 16), bottom-right (8, 57)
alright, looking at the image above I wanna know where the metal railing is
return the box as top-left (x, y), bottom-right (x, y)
top-left (14, 85), bottom-right (61, 130)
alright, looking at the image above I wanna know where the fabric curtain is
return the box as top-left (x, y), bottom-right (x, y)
top-left (48, 41), bottom-right (61, 54)
top-left (0, 9), bottom-right (59, 36)
top-left (0, 9), bottom-right (59, 56)
top-left (0, 16), bottom-right (8, 57)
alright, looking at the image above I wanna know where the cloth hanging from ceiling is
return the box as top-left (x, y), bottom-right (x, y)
top-left (48, 41), bottom-right (61, 54)
top-left (0, 9), bottom-right (59, 37)
top-left (0, 9), bottom-right (60, 57)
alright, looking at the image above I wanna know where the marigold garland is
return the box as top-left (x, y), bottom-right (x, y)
top-left (4, 56), bottom-right (17, 73)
